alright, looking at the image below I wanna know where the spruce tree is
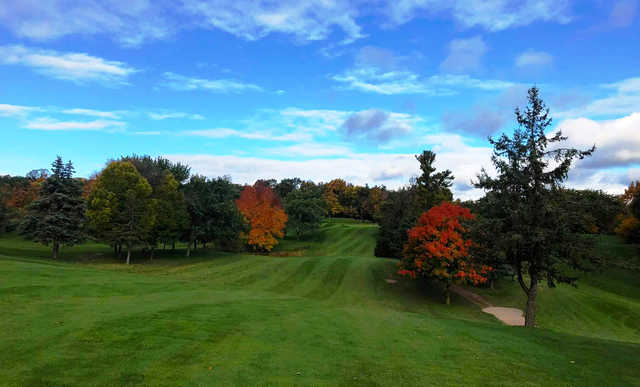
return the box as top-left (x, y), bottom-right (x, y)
top-left (475, 87), bottom-right (595, 327)
top-left (19, 156), bottom-right (86, 259)
top-left (375, 150), bottom-right (453, 258)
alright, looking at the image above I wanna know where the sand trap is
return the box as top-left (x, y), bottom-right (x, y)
top-left (482, 307), bottom-right (525, 326)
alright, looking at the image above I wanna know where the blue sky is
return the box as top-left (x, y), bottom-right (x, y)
top-left (0, 0), bottom-right (639, 199)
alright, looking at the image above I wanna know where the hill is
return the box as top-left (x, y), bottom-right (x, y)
top-left (0, 219), bottom-right (639, 386)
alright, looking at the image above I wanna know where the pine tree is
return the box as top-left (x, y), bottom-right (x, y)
top-left (475, 87), bottom-right (595, 327)
top-left (19, 156), bottom-right (86, 259)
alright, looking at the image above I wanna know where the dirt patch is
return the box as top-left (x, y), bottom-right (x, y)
top-left (451, 284), bottom-right (524, 326)
top-left (482, 307), bottom-right (525, 326)
top-left (384, 279), bottom-right (397, 284)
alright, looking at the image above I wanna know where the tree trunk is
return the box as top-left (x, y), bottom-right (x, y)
top-left (172, 241), bottom-right (175, 251)
top-left (524, 274), bottom-right (538, 327)
top-left (186, 232), bottom-right (193, 257)
top-left (149, 247), bottom-right (154, 261)
top-left (445, 282), bottom-right (451, 305)
top-left (52, 241), bottom-right (59, 259)
top-left (126, 245), bottom-right (131, 265)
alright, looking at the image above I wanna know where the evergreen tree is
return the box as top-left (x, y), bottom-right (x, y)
top-left (19, 156), bottom-right (86, 259)
top-left (375, 150), bottom-right (453, 258)
top-left (475, 86), bottom-right (595, 327)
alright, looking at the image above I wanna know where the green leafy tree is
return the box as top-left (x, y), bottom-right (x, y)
top-left (18, 157), bottom-right (86, 259)
top-left (87, 161), bottom-right (155, 264)
top-left (475, 86), bottom-right (595, 327)
top-left (284, 183), bottom-right (326, 238)
top-left (182, 175), bottom-right (247, 256)
top-left (275, 178), bottom-right (302, 200)
top-left (150, 171), bottom-right (190, 254)
top-left (119, 155), bottom-right (191, 255)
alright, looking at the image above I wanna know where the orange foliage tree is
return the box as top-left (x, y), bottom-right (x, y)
top-left (236, 182), bottom-right (288, 252)
top-left (6, 178), bottom-right (45, 214)
top-left (398, 202), bottom-right (492, 304)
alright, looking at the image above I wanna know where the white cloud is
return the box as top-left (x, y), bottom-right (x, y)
top-left (161, 72), bottom-right (263, 93)
top-left (166, 132), bottom-right (495, 199)
top-left (0, 103), bottom-right (38, 117)
top-left (0, 1), bottom-right (571, 48)
top-left (183, 128), bottom-right (311, 142)
top-left (440, 36), bottom-right (488, 73)
top-left (387, 0), bottom-right (571, 31)
top-left (555, 113), bottom-right (640, 169)
top-left (25, 117), bottom-right (125, 131)
top-left (148, 112), bottom-right (205, 120)
top-left (332, 67), bottom-right (514, 95)
top-left (556, 77), bottom-right (640, 118)
top-left (267, 143), bottom-right (354, 157)
top-left (62, 108), bottom-right (122, 119)
top-left (341, 109), bottom-right (415, 143)
top-left (0, 0), bottom-right (175, 47)
top-left (515, 50), bottom-right (553, 68)
top-left (182, 0), bottom-right (364, 44)
top-left (0, 45), bottom-right (137, 85)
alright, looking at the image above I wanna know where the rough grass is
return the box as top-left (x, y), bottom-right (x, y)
top-left (1, 221), bottom-right (639, 386)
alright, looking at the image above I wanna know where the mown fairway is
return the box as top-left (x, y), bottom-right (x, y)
top-left (1, 219), bottom-right (639, 386)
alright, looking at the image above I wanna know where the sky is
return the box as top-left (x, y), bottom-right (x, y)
top-left (0, 0), bottom-right (639, 199)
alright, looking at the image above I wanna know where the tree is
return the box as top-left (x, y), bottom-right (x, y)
top-left (323, 179), bottom-right (347, 217)
top-left (474, 86), bottom-right (595, 327)
top-left (375, 150), bottom-right (453, 258)
top-left (284, 183), bottom-right (325, 238)
top-left (413, 150), bottom-right (454, 210)
top-left (118, 155), bottom-right (192, 255)
top-left (399, 202), bottom-right (491, 304)
top-left (86, 161), bottom-right (155, 264)
top-left (275, 178), bottom-right (302, 200)
top-left (18, 157), bottom-right (86, 259)
top-left (236, 182), bottom-right (287, 252)
top-left (149, 171), bottom-right (189, 255)
top-left (182, 175), bottom-right (247, 256)
top-left (616, 181), bottom-right (640, 242)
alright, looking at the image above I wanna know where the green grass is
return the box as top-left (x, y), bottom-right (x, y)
top-left (1, 221), bottom-right (639, 386)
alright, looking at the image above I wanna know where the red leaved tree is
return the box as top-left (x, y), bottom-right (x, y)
top-left (236, 182), bottom-right (288, 252)
top-left (398, 202), bottom-right (492, 304)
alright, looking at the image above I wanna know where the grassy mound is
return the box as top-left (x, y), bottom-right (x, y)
top-left (1, 220), bottom-right (639, 386)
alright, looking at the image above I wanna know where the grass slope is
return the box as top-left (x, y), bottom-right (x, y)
top-left (1, 220), bottom-right (639, 386)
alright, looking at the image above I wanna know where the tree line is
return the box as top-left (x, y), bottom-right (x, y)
top-left (1, 87), bottom-right (638, 328)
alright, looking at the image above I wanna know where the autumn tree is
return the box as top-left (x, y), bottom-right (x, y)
top-left (475, 86), bottom-right (595, 327)
top-left (236, 182), bottom-right (287, 252)
top-left (399, 202), bottom-right (491, 304)
top-left (86, 161), bottom-right (155, 264)
top-left (323, 179), bottom-right (347, 217)
top-left (18, 157), bottom-right (86, 259)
